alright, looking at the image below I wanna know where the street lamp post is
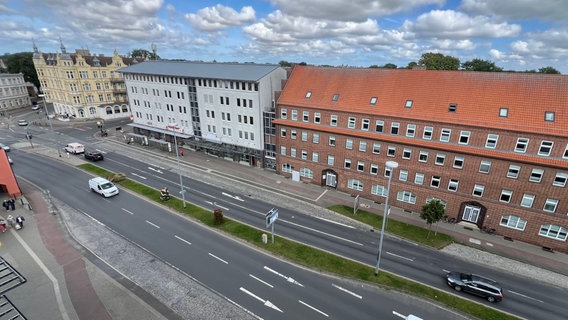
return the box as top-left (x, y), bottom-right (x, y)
top-left (374, 160), bottom-right (399, 276)
top-left (38, 94), bottom-right (61, 157)
top-left (167, 124), bottom-right (187, 208)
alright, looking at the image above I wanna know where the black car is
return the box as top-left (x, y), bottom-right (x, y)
top-left (84, 151), bottom-right (104, 161)
top-left (445, 271), bottom-right (503, 302)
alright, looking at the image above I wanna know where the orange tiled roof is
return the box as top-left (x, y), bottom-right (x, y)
top-left (277, 65), bottom-right (568, 136)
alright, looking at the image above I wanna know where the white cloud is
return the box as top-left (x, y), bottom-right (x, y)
top-left (185, 5), bottom-right (255, 31)
top-left (461, 0), bottom-right (568, 22)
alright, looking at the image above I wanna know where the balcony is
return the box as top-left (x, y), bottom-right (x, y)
top-left (109, 77), bottom-right (124, 83)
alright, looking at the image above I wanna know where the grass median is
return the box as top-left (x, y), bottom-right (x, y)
top-left (81, 164), bottom-right (519, 320)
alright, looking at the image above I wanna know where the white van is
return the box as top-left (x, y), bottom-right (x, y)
top-left (89, 177), bottom-right (119, 198)
top-left (64, 142), bottom-right (85, 154)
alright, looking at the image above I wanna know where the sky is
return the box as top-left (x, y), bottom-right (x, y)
top-left (1, 0), bottom-right (567, 73)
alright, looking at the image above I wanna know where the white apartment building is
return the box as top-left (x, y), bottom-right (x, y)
top-left (119, 61), bottom-right (287, 167)
top-left (0, 73), bottom-right (31, 115)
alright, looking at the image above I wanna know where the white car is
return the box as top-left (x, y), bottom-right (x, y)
top-left (18, 119), bottom-right (28, 126)
top-left (32, 105), bottom-right (40, 110)
top-left (0, 143), bottom-right (10, 152)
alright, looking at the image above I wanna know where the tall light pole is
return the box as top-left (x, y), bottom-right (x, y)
top-left (374, 160), bottom-right (398, 276)
top-left (167, 124), bottom-right (186, 208)
top-left (38, 94), bottom-right (61, 157)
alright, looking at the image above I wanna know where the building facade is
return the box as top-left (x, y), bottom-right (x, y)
top-left (0, 73), bottom-right (31, 115)
top-left (274, 66), bottom-right (568, 252)
top-left (120, 61), bottom-right (286, 167)
top-left (32, 41), bottom-right (142, 120)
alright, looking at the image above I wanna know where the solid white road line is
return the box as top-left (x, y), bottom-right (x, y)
top-left (174, 235), bottom-right (192, 246)
top-left (249, 274), bottom-right (274, 288)
top-left (264, 266), bottom-right (304, 287)
top-left (145, 220), bottom-right (160, 229)
top-left (332, 283), bottom-right (362, 299)
top-left (208, 253), bottom-right (228, 264)
top-left (282, 220), bottom-right (363, 246)
top-left (392, 310), bottom-right (406, 319)
top-left (121, 208), bottom-right (134, 215)
top-left (240, 287), bottom-right (282, 312)
top-left (507, 290), bottom-right (544, 303)
top-left (386, 251), bottom-right (415, 261)
top-left (299, 300), bottom-right (328, 317)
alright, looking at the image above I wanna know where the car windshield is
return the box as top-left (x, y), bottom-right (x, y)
top-left (101, 183), bottom-right (114, 190)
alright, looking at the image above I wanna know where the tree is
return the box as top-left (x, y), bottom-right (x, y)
top-left (369, 64), bottom-right (379, 68)
top-left (278, 60), bottom-right (292, 67)
top-left (420, 199), bottom-right (445, 238)
top-left (538, 66), bottom-right (560, 74)
top-left (462, 59), bottom-right (503, 72)
top-left (418, 52), bottom-right (460, 70)
top-left (382, 63), bottom-right (397, 69)
top-left (1, 52), bottom-right (40, 89)
top-left (129, 48), bottom-right (159, 60)
top-left (406, 61), bottom-right (418, 69)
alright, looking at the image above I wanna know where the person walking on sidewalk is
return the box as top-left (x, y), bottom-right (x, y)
top-left (0, 219), bottom-right (6, 232)
top-left (16, 216), bottom-right (25, 229)
top-left (179, 149), bottom-right (184, 156)
top-left (6, 215), bottom-right (15, 228)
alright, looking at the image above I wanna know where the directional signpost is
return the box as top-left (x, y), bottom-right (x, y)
top-left (265, 208), bottom-right (279, 243)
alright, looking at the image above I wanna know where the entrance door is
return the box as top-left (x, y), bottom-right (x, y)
top-left (462, 205), bottom-right (480, 223)
top-left (326, 172), bottom-right (337, 188)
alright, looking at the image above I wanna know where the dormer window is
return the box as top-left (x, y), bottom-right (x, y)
top-left (305, 91), bottom-right (312, 99)
top-left (448, 104), bottom-right (457, 112)
top-left (545, 112), bottom-right (555, 122)
top-left (499, 108), bottom-right (508, 117)
top-left (370, 97), bottom-right (378, 105)
top-left (332, 93), bottom-right (339, 101)
top-left (405, 100), bottom-right (413, 108)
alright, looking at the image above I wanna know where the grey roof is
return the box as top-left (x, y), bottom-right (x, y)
top-left (119, 60), bottom-right (282, 82)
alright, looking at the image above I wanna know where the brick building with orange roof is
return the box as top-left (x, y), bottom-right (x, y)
top-left (274, 65), bottom-right (568, 252)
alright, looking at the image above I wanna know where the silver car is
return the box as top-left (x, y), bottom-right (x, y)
top-left (445, 271), bottom-right (503, 302)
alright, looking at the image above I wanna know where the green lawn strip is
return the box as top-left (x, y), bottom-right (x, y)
top-left (79, 165), bottom-right (518, 320)
top-left (328, 205), bottom-right (453, 249)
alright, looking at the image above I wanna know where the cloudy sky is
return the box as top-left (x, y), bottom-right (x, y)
top-left (1, 0), bottom-right (567, 72)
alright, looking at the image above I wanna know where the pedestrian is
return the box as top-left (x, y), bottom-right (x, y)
top-left (179, 149), bottom-right (184, 156)
top-left (16, 216), bottom-right (25, 229)
top-left (2, 200), bottom-right (7, 211)
top-left (6, 215), bottom-right (15, 228)
top-left (9, 199), bottom-right (15, 210)
top-left (0, 219), bottom-right (6, 232)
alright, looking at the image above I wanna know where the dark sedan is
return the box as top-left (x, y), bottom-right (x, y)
top-left (84, 151), bottom-right (104, 161)
top-left (445, 271), bottom-right (503, 302)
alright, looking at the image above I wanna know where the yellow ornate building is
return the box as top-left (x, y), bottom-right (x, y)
top-left (32, 41), bottom-right (143, 120)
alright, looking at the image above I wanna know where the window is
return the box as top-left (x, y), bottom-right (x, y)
top-left (372, 143), bottom-right (381, 154)
top-left (500, 190), bottom-right (513, 203)
top-left (331, 115), bottom-right (338, 126)
top-left (305, 91), bottom-right (312, 99)
top-left (329, 136), bottom-right (336, 146)
top-left (314, 113), bottom-right (321, 124)
top-left (332, 93), bottom-right (339, 101)
top-left (327, 155), bottom-right (335, 166)
top-left (448, 179), bottom-right (458, 192)
top-left (453, 156), bottom-right (464, 169)
top-left (362, 119), bottom-right (370, 131)
top-left (543, 199), bottom-right (558, 213)
top-left (301, 131), bottom-right (308, 141)
top-left (397, 191), bottom-right (416, 204)
top-left (459, 131), bottom-right (470, 145)
top-left (371, 185), bottom-right (387, 197)
top-left (290, 130), bottom-right (297, 140)
top-left (290, 148), bottom-right (296, 158)
top-left (357, 161), bottom-right (365, 172)
top-left (291, 110), bottom-right (298, 121)
top-left (387, 146), bottom-right (396, 157)
top-left (529, 168), bottom-right (544, 183)
top-left (282, 163), bottom-right (292, 173)
top-left (419, 151), bottom-right (428, 163)
top-left (359, 141), bottom-right (367, 152)
top-left (300, 168), bottom-right (313, 178)
top-left (405, 100), bottom-right (413, 108)
top-left (281, 108), bottom-right (287, 119)
top-left (499, 108), bottom-right (508, 117)
top-left (553, 173), bottom-right (567, 187)
top-left (423, 126), bottom-right (433, 140)
top-left (347, 179), bottom-right (363, 191)
top-left (402, 148), bottom-right (411, 160)
top-left (544, 112), bottom-right (555, 122)
top-left (479, 160), bottom-right (491, 174)
top-left (539, 225), bottom-right (567, 241)
top-left (344, 158), bottom-right (352, 169)
top-left (375, 120), bottom-right (384, 133)
top-left (564, 145), bottom-right (568, 159)
top-left (348, 117), bottom-right (356, 129)
top-left (280, 128), bottom-right (287, 137)
top-left (313, 133), bottom-right (319, 144)
top-left (448, 103), bottom-right (457, 112)
top-left (406, 124), bottom-right (416, 137)
top-left (538, 141), bottom-right (553, 156)
top-left (431, 176), bottom-right (441, 188)
top-left (515, 138), bottom-right (529, 153)
top-left (472, 184), bottom-right (484, 197)
top-left (414, 173), bottom-right (424, 185)
top-left (507, 165), bottom-right (520, 179)
top-left (399, 169), bottom-right (408, 181)
top-left (500, 215), bottom-right (526, 231)
top-left (303, 111), bottom-right (309, 122)
top-left (280, 146), bottom-right (286, 155)
top-left (370, 97), bottom-right (378, 105)
top-left (370, 164), bottom-right (378, 175)
top-left (312, 152), bottom-right (319, 162)
top-left (485, 134), bottom-right (499, 149)
top-left (521, 194), bottom-right (535, 208)
top-left (435, 153), bottom-right (446, 166)
top-left (300, 150), bottom-right (308, 160)
top-left (345, 139), bottom-right (353, 150)
top-left (440, 128), bottom-right (451, 142)
top-left (384, 167), bottom-right (392, 177)
top-left (391, 122), bottom-right (399, 135)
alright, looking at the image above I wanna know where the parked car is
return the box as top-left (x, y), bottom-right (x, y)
top-left (64, 142), bottom-right (85, 154)
top-left (31, 105), bottom-right (40, 110)
top-left (8, 156), bottom-right (13, 165)
top-left (0, 143), bottom-right (10, 152)
top-left (18, 119), bottom-right (28, 126)
top-left (84, 151), bottom-right (104, 161)
top-left (445, 271), bottom-right (503, 302)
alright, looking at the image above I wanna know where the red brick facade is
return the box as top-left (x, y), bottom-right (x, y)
top-left (274, 66), bottom-right (568, 252)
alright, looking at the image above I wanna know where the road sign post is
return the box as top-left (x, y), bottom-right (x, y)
top-left (265, 208), bottom-right (279, 243)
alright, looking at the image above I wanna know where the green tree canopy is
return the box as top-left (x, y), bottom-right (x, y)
top-left (0, 52), bottom-right (39, 89)
top-left (129, 48), bottom-right (159, 60)
top-left (382, 63), bottom-right (397, 69)
top-left (418, 52), bottom-right (460, 70)
top-left (420, 199), bottom-right (446, 237)
top-left (278, 60), bottom-right (292, 67)
top-left (406, 61), bottom-right (418, 69)
top-left (538, 66), bottom-right (560, 74)
top-left (462, 58), bottom-right (503, 72)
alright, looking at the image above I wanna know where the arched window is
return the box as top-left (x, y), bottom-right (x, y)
top-left (282, 163), bottom-right (292, 173)
top-left (500, 215), bottom-right (526, 230)
top-left (347, 179), bottom-right (363, 191)
top-left (300, 168), bottom-right (313, 179)
top-left (539, 225), bottom-right (567, 241)
top-left (106, 106), bottom-right (113, 114)
top-left (371, 184), bottom-right (387, 197)
top-left (114, 105), bottom-right (121, 113)
top-left (89, 107), bottom-right (96, 115)
top-left (397, 191), bottom-right (416, 204)
top-left (426, 197), bottom-right (447, 208)
top-left (122, 104), bottom-right (129, 112)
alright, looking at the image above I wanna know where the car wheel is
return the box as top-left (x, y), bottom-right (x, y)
top-left (453, 285), bottom-right (462, 292)
top-left (487, 296), bottom-right (496, 303)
